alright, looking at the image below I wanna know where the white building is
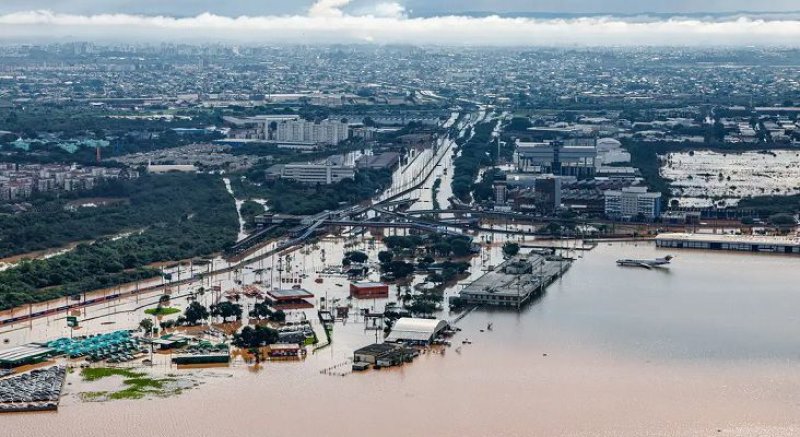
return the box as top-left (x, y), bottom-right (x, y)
top-left (275, 119), bottom-right (349, 145)
top-left (604, 186), bottom-right (662, 219)
top-left (278, 163), bottom-right (355, 185)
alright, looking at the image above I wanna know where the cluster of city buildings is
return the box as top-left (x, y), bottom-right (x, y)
top-left (223, 115), bottom-right (351, 146)
top-left (0, 163), bottom-right (137, 201)
top-left (491, 137), bottom-right (663, 220)
top-left (110, 143), bottom-right (262, 172)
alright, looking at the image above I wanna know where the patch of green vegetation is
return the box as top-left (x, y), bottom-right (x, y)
top-left (0, 106), bottom-right (221, 163)
top-left (240, 200), bottom-right (265, 231)
top-left (80, 391), bottom-right (108, 401)
top-left (0, 173), bottom-right (239, 311)
top-left (233, 168), bottom-right (392, 216)
top-left (81, 367), bottom-right (145, 382)
top-left (452, 120), bottom-right (500, 203)
top-left (144, 307), bottom-right (181, 316)
top-left (80, 367), bottom-right (183, 401)
top-left (108, 377), bottom-right (175, 400)
top-left (0, 173), bottom-right (236, 257)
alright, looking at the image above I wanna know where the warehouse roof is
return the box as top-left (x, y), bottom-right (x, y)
top-left (0, 344), bottom-right (54, 365)
top-left (385, 318), bottom-right (448, 343)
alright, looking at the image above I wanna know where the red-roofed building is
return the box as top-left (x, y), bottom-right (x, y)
top-left (265, 288), bottom-right (315, 310)
top-left (350, 282), bottom-right (389, 299)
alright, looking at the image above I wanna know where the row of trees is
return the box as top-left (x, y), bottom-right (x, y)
top-left (383, 234), bottom-right (473, 258)
top-left (452, 120), bottom-right (499, 203)
top-left (139, 298), bottom-right (289, 337)
top-left (234, 168), bottom-right (392, 216)
top-left (233, 325), bottom-right (279, 349)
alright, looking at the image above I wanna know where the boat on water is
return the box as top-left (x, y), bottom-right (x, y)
top-left (616, 255), bottom-right (674, 269)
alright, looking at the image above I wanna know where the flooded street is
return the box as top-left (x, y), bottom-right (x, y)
top-left (661, 150), bottom-right (800, 207)
top-left (5, 241), bottom-right (800, 436)
top-left (222, 177), bottom-right (248, 242)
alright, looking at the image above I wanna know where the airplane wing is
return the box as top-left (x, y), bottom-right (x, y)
top-left (638, 263), bottom-right (653, 269)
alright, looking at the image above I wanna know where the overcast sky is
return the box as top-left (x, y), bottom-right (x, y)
top-left (0, 1), bottom-right (798, 15)
top-left (0, 0), bottom-right (799, 45)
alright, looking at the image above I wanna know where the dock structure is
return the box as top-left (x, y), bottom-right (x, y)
top-left (459, 253), bottom-right (571, 308)
top-left (655, 233), bottom-right (800, 255)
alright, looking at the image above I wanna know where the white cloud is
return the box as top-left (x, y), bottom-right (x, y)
top-left (0, 5), bottom-right (799, 45)
top-left (355, 2), bottom-right (407, 18)
top-left (308, 0), bottom-right (352, 18)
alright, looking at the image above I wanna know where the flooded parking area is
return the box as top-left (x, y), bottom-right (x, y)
top-left (660, 150), bottom-right (800, 207)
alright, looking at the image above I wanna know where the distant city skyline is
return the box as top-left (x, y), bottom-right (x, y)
top-left (0, 0), bottom-right (799, 45)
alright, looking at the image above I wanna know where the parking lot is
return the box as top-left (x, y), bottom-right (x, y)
top-left (0, 366), bottom-right (66, 412)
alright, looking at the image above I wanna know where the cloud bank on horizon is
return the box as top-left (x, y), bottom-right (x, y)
top-left (0, 0), bottom-right (799, 45)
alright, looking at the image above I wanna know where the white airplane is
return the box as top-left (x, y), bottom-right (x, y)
top-left (616, 255), bottom-right (674, 269)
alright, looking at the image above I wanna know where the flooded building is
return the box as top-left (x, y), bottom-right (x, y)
top-left (353, 343), bottom-right (414, 366)
top-left (349, 281), bottom-right (389, 299)
top-left (385, 318), bottom-right (449, 345)
top-left (459, 254), bottom-right (571, 308)
top-left (0, 344), bottom-right (54, 369)
top-left (656, 233), bottom-right (800, 255)
top-left (265, 289), bottom-right (315, 310)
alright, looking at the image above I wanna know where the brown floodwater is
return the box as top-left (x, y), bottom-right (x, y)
top-left (4, 241), bottom-right (800, 436)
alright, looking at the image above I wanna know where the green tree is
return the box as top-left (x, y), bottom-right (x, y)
top-left (211, 302), bottom-right (243, 321)
top-left (233, 325), bottom-right (279, 348)
top-left (139, 318), bottom-right (154, 335)
top-left (450, 238), bottom-right (472, 257)
top-left (769, 213), bottom-right (797, 227)
top-left (502, 242), bottom-right (520, 257)
top-left (184, 301), bottom-right (210, 325)
top-left (158, 294), bottom-right (171, 307)
top-left (378, 250), bottom-right (394, 263)
top-left (344, 250), bottom-right (369, 264)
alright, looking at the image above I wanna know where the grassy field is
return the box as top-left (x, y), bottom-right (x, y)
top-left (80, 367), bottom-right (182, 401)
top-left (144, 307), bottom-right (181, 316)
top-left (81, 367), bottom-right (144, 381)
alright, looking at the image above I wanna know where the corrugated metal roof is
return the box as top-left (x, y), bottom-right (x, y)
top-left (0, 344), bottom-right (54, 363)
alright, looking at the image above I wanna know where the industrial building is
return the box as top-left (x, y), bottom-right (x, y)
top-left (655, 233), bottom-right (800, 255)
top-left (515, 140), bottom-right (597, 178)
top-left (459, 254), bottom-right (571, 308)
top-left (267, 344), bottom-right (305, 359)
top-left (267, 162), bottom-right (356, 185)
top-left (353, 343), bottom-right (414, 366)
top-left (171, 352), bottom-right (230, 365)
top-left (0, 344), bottom-right (54, 369)
top-left (384, 318), bottom-right (449, 345)
top-left (604, 186), bottom-right (662, 219)
top-left (356, 152), bottom-right (401, 170)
